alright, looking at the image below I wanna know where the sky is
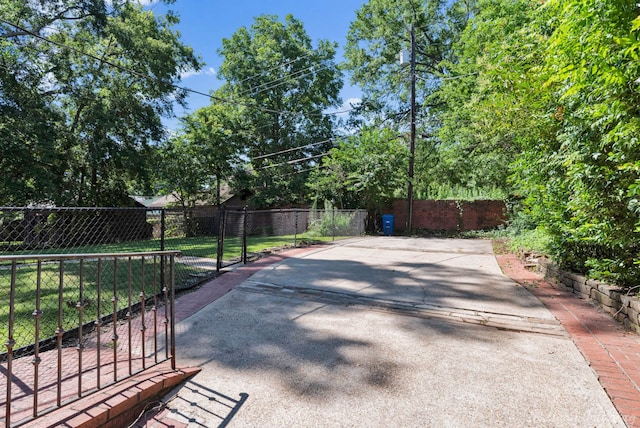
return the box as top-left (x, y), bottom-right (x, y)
top-left (144, 0), bottom-right (367, 129)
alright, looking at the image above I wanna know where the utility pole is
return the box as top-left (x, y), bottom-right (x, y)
top-left (407, 23), bottom-right (416, 234)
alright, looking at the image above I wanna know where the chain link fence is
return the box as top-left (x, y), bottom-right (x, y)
top-left (221, 207), bottom-right (367, 264)
top-left (0, 206), bottom-right (366, 278)
top-left (0, 207), bottom-right (216, 292)
top-left (0, 205), bottom-right (365, 425)
top-left (0, 205), bottom-right (365, 349)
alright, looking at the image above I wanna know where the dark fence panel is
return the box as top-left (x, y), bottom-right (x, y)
top-left (0, 207), bottom-right (152, 252)
top-left (1, 206), bottom-right (367, 287)
top-left (215, 208), bottom-right (367, 269)
top-left (0, 207), bottom-right (219, 292)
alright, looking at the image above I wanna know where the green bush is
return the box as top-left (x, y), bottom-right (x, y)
top-left (306, 202), bottom-right (354, 237)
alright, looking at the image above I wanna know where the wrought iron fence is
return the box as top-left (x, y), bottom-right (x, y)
top-left (0, 251), bottom-right (180, 427)
top-left (0, 205), bottom-right (366, 425)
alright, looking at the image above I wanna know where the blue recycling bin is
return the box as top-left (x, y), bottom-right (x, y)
top-left (382, 214), bottom-right (394, 236)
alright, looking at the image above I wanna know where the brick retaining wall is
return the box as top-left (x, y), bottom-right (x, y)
top-left (390, 199), bottom-right (507, 232)
top-left (538, 258), bottom-right (640, 334)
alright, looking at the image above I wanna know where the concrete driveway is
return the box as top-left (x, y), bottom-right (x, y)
top-left (161, 237), bottom-right (624, 427)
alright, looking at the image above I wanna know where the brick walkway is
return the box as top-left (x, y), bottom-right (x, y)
top-left (1, 305), bottom-right (173, 426)
top-left (496, 254), bottom-right (640, 428)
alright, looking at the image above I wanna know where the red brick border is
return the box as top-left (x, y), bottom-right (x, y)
top-left (497, 254), bottom-right (640, 427)
top-left (20, 363), bottom-right (200, 428)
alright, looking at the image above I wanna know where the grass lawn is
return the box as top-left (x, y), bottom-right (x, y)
top-left (220, 233), bottom-right (344, 259)
top-left (2, 233), bottom-right (345, 259)
top-left (0, 256), bottom-right (191, 351)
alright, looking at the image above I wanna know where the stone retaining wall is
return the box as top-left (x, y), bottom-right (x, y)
top-left (537, 258), bottom-right (640, 334)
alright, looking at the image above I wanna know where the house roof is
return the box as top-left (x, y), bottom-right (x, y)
top-left (132, 184), bottom-right (237, 208)
top-left (131, 195), bottom-right (181, 208)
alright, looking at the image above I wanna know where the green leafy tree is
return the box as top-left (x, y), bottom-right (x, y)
top-left (0, 57), bottom-right (63, 204)
top-left (180, 102), bottom-right (246, 205)
top-left (441, 0), bottom-right (640, 286)
top-left (431, 0), bottom-right (553, 199)
top-left (156, 134), bottom-right (207, 211)
top-left (533, 0), bottom-right (640, 285)
top-left (345, 0), bottom-right (476, 110)
top-left (0, 0), bottom-right (201, 206)
top-left (217, 14), bottom-right (343, 207)
top-left (155, 99), bottom-right (247, 216)
top-left (343, 0), bottom-right (477, 197)
top-left (0, 0), bottom-right (106, 205)
top-left (154, 133), bottom-right (210, 237)
top-left (309, 127), bottom-right (409, 218)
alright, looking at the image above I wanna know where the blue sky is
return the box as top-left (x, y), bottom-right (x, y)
top-left (145, 0), bottom-right (366, 129)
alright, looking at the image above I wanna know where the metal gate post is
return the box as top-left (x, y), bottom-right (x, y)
top-left (242, 206), bottom-right (248, 264)
top-left (160, 208), bottom-right (166, 291)
top-left (216, 206), bottom-right (225, 272)
top-left (294, 210), bottom-right (298, 247)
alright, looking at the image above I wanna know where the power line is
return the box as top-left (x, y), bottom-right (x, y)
top-left (257, 152), bottom-right (330, 170)
top-left (246, 130), bottom-right (357, 166)
top-left (0, 18), bottom-right (352, 119)
top-left (237, 64), bottom-right (318, 98)
top-left (233, 52), bottom-right (315, 87)
top-left (251, 138), bottom-right (334, 160)
top-left (271, 164), bottom-right (328, 179)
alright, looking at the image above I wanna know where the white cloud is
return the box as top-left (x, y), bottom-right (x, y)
top-left (180, 67), bottom-right (216, 80)
top-left (106, 0), bottom-right (158, 6)
top-left (38, 71), bottom-right (58, 93)
top-left (325, 97), bottom-right (361, 117)
top-left (180, 70), bottom-right (200, 79)
top-left (343, 97), bottom-right (362, 109)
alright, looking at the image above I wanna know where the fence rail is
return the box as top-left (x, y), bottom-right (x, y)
top-left (0, 250), bottom-right (180, 427)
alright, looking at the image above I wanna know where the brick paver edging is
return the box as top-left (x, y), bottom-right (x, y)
top-left (20, 362), bottom-right (200, 428)
top-left (496, 254), bottom-right (640, 428)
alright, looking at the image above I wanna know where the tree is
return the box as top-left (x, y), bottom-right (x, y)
top-left (343, 0), bottom-right (477, 197)
top-left (0, 0), bottom-right (201, 206)
top-left (180, 102), bottom-right (246, 205)
top-left (155, 134), bottom-right (208, 211)
top-left (308, 127), bottom-right (409, 218)
top-left (0, 55), bottom-right (63, 204)
top-left (217, 14), bottom-right (343, 207)
top-left (344, 0), bottom-right (476, 114)
top-left (532, 0), bottom-right (640, 285)
top-left (431, 0), bottom-right (552, 199)
top-left (438, 0), bottom-right (640, 286)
